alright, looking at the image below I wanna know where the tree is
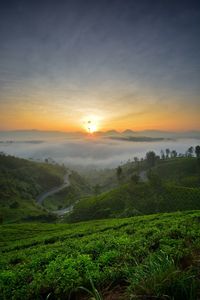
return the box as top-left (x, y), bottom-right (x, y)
top-left (195, 145), bottom-right (200, 158)
top-left (116, 166), bottom-right (122, 182)
top-left (146, 151), bottom-right (156, 167)
top-left (171, 150), bottom-right (177, 158)
top-left (160, 150), bottom-right (165, 160)
top-left (186, 146), bottom-right (194, 157)
top-left (165, 148), bottom-right (170, 159)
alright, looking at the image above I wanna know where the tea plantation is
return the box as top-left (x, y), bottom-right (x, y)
top-left (1, 210), bottom-right (200, 299)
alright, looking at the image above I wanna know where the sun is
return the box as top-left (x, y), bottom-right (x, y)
top-left (86, 120), bottom-right (97, 134)
top-left (82, 116), bottom-right (100, 134)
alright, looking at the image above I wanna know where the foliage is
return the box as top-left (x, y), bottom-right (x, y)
top-left (146, 151), bottom-right (157, 167)
top-left (116, 166), bottom-right (123, 182)
top-left (67, 177), bottom-right (200, 222)
top-left (195, 145), bottom-right (200, 158)
top-left (0, 211), bottom-right (200, 299)
top-left (0, 154), bottom-right (66, 223)
top-left (153, 157), bottom-right (199, 187)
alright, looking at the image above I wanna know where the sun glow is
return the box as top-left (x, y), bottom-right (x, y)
top-left (82, 116), bottom-right (100, 134)
top-left (85, 120), bottom-right (98, 134)
top-left (87, 122), bottom-right (97, 133)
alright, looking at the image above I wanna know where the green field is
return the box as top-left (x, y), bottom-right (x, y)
top-left (1, 211), bottom-right (200, 299)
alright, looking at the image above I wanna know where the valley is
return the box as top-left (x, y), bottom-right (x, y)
top-left (0, 145), bottom-right (200, 299)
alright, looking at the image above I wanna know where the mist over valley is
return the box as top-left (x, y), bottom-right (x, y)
top-left (0, 130), bottom-right (199, 171)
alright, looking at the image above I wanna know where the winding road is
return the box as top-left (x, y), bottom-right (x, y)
top-left (53, 203), bottom-right (75, 216)
top-left (36, 169), bottom-right (148, 217)
top-left (36, 171), bottom-right (71, 206)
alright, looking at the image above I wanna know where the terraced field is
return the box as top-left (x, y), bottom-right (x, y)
top-left (1, 211), bottom-right (200, 299)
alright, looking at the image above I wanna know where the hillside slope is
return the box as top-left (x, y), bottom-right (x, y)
top-left (67, 182), bottom-right (200, 222)
top-left (67, 157), bottom-right (200, 222)
top-left (153, 157), bottom-right (200, 187)
top-left (1, 211), bottom-right (200, 299)
top-left (43, 170), bottom-right (92, 210)
top-left (0, 154), bottom-right (66, 223)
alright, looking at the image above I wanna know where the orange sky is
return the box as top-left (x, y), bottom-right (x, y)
top-left (1, 95), bottom-right (200, 132)
top-left (0, 68), bottom-right (200, 133)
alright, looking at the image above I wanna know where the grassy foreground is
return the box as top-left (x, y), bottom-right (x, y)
top-left (1, 210), bottom-right (200, 299)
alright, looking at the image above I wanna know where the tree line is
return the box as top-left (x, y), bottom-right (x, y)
top-left (116, 145), bottom-right (200, 182)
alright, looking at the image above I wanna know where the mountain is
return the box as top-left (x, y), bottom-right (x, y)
top-left (103, 129), bottom-right (120, 136)
top-left (122, 129), bottom-right (136, 136)
top-left (0, 129), bottom-right (200, 141)
top-left (133, 130), bottom-right (200, 139)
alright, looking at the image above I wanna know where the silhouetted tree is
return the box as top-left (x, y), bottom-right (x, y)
top-left (146, 151), bottom-right (156, 167)
top-left (156, 155), bottom-right (160, 161)
top-left (165, 148), bottom-right (170, 159)
top-left (195, 145), bottom-right (200, 158)
top-left (116, 166), bottom-right (122, 182)
top-left (186, 146), bottom-right (194, 157)
top-left (160, 150), bottom-right (165, 160)
top-left (171, 150), bottom-right (177, 158)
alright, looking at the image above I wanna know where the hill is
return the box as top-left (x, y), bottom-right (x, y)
top-left (153, 157), bottom-right (200, 187)
top-left (0, 211), bottom-right (200, 299)
top-left (67, 181), bottom-right (200, 222)
top-left (0, 154), bottom-right (66, 223)
top-left (67, 157), bottom-right (200, 222)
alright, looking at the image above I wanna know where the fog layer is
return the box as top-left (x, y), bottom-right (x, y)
top-left (0, 136), bottom-right (199, 170)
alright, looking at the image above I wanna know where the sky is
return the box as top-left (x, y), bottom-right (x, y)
top-left (0, 0), bottom-right (200, 132)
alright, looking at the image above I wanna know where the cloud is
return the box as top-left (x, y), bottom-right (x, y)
top-left (0, 136), bottom-right (199, 171)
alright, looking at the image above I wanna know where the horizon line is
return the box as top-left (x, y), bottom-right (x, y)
top-left (0, 128), bottom-right (200, 133)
